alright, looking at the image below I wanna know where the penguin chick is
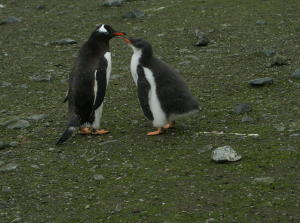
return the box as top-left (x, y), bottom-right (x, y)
top-left (123, 38), bottom-right (200, 136)
top-left (56, 24), bottom-right (126, 145)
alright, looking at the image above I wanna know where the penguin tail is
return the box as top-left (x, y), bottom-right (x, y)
top-left (56, 116), bottom-right (79, 145)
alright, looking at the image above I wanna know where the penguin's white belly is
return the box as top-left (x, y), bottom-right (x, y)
top-left (104, 52), bottom-right (112, 85)
top-left (143, 67), bottom-right (167, 127)
top-left (130, 50), bottom-right (142, 85)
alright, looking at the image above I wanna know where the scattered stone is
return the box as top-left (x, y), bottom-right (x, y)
top-left (291, 68), bottom-right (300, 79)
top-left (0, 4), bottom-right (5, 8)
top-left (0, 117), bottom-right (21, 127)
top-left (184, 55), bottom-right (199, 60)
top-left (253, 177), bottom-right (275, 184)
top-left (233, 103), bottom-right (252, 114)
top-left (212, 146), bottom-right (242, 162)
top-left (205, 218), bottom-right (217, 223)
top-left (256, 20), bottom-right (266, 25)
top-left (7, 120), bottom-right (30, 129)
top-left (197, 144), bottom-right (214, 153)
top-left (27, 114), bottom-right (48, 121)
top-left (36, 5), bottom-right (46, 10)
top-left (0, 81), bottom-right (12, 88)
top-left (261, 49), bottom-right (276, 57)
top-left (118, 87), bottom-right (128, 91)
top-left (16, 84), bottom-right (28, 89)
top-left (110, 74), bottom-right (122, 80)
top-left (122, 9), bottom-right (145, 19)
top-left (270, 55), bottom-right (289, 67)
top-left (93, 174), bottom-right (105, 180)
top-left (241, 114), bottom-right (254, 123)
top-left (0, 163), bottom-right (19, 172)
top-left (0, 16), bottom-right (21, 25)
top-left (52, 38), bottom-right (77, 45)
top-left (2, 186), bottom-right (11, 192)
top-left (30, 74), bottom-right (51, 82)
top-left (195, 30), bottom-right (210, 47)
top-left (0, 141), bottom-right (18, 150)
top-left (249, 77), bottom-right (273, 86)
top-left (290, 133), bottom-right (300, 137)
top-left (178, 60), bottom-right (191, 66)
top-left (10, 218), bottom-right (22, 223)
top-left (102, 0), bottom-right (123, 6)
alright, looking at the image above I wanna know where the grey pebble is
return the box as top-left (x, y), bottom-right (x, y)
top-left (122, 9), bottom-right (145, 19)
top-left (110, 74), bottom-right (122, 80)
top-left (0, 163), bottom-right (19, 172)
top-left (270, 55), bottom-right (289, 67)
top-left (0, 16), bottom-right (21, 25)
top-left (253, 177), bottom-right (274, 184)
top-left (0, 141), bottom-right (18, 150)
top-left (30, 74), bottom-right (51, 82)
top-left (93, 174), bottom-right (105, 180)
top-left (52, 38), bottom-right (77, 45)
top-left (7, 120), bottom-right (30, 129)
top-left (16, 84), bottom-right (28, 89)
top-left (256, 20), bottom-right (266, 25)
top-left (241, 114), bottom-right (254, 123)
top-left (179, 60), bottom-right (191, 66)
top-left (291, 68), bottom-right (300, 79)
top-left (233, 103), bottom-right (252, 114)
top-left (211, 145), bottom-right (242, 162)
top-left (27, 114), bottom-right (48, 121)
top-left (0, 81), bottom-right (12, 88)
top-left (195, 30), bottom-right (210, 47)
top-left (249, 77), bottom-right (273, 86)
top-left (261, 49), bottom-right (276, 57)
top-left (102, 0), bottom-right (123, 6)
top-left (290, 133), bottom-right (300, 137)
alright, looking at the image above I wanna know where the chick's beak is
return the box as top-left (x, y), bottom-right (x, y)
top-left (113, 32), bottom-right (126, 36)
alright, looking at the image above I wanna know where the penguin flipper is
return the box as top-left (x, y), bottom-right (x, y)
top-left (137, 65), bottom-right (153, 121)
top-left (93, 66), bottom-right (107, 110)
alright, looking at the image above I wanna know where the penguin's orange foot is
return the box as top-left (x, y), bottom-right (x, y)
top-left (147, 128), bottom-right (163, 136)
top-left (92, 129), bottom-right (109, 135)
top-left (163, 122), bottom-right (175, 129)
top-left (79, 127), bottom-right (92, 135)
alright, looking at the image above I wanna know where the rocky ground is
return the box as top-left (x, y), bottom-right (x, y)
top-left (1, 0), bottom-right (300, 222)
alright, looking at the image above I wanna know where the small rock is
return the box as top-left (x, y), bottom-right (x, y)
top-left (122, 9), bottom-right (145, 19)
top-left (256, 20), bottom-right (266, 25)
top-left (233, 103), bottom-right (252, 114)
top-left (0, 16), bottom-right (21, 25)
top-left (195, 30), bottom-right (210, 47)
top-left (290, 133), bottom-right (300, 137)
top-left (261, 49), bottom-right (276, 57)
top-left (27, 114), bottom-right (48, 121)
top-left (7, 120), bottom-right (30, 129)
top-left (205, 218), bottom-right (217, 223)
top-left (16, 84), bottom-right (28, 89)
top-left (2, 186), bottom-right (11, 192)
top-left (0, 117), bottom-right (20, 127)
top-left (0, 141), bottom-right (17, 150)
top-left (36, 5), bottom-right (46, 10)
top-left (52, 38), bottom-right (77, 45)
top-left (110, 74), bottom-right (122, 80)
top-left (0, 4), bottom-right (5, 8)
top-left (241, 114), bottom-right (254, 123)
top-left (30, 74), bottom-right (51, 82)
top-left (0, 81), bottom-right (12, 88)
top-left (0, 163), bottom-right (19, 172)
top-left (102, 0), bottom-right (123, 6)
top-left (253, 177), bottom-right (274, 184)
top-left (184, 55), bottom-right (199, 60)
top-left (118, 87), bottom-right (128, 91)
top-left (93, 174), bottom-right (105, 180)
top-left (274, 123), bottom-right (286, 132)
top-left (270, 55), bottom-right (289, 67)
top-left (179, 60), bottom-right (191, 66)
top-left (289, 120), bottom-right (300, 131)
top-left (249, 77), bottom-right (273, 86)
top-left (212, 146), bottom-right (242, 162)
top-left (291, 68), bottom-right (300, 79)
top-left (10, 218), bottom-right (22, 223)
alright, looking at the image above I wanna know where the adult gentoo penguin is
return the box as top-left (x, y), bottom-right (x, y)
top-left (123, 38), bottom-right (200, 135)
top-left (56, 24), bottom-right (126, 145)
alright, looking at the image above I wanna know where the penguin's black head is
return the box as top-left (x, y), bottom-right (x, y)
top-left (123, 38), bottom-right (153, 57)
top-left (92, 24), bottom-right (126, 40)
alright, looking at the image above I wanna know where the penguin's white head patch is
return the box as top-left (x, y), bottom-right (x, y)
top-left (97, 24), bottom-right (108, 33)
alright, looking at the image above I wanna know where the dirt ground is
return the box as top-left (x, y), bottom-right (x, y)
top-left (1, 0), bottom-right (300, 222)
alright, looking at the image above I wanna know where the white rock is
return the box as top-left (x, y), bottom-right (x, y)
top-left (211, 145), bottom-right (242, 162)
